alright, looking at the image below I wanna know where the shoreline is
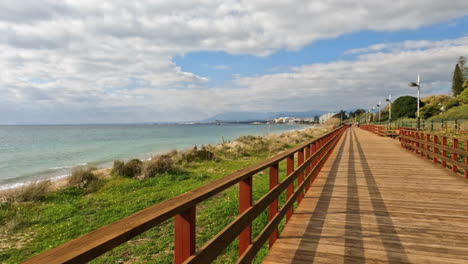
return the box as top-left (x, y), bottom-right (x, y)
top-left (0, 124), bottom-right (323, 197)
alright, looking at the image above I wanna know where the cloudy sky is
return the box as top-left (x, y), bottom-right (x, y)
top-left (1, 1), bottom-right (468, 124)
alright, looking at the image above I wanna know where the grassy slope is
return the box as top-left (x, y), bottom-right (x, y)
top-left (430, 104), bottom-right (468, 120)
top-left (0, 128), bottom-right (327, 263)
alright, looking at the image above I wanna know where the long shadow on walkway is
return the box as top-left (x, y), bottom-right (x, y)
top-left (352, 129), bottom-right (409, 263)
top-left (290, 130), bottom-right (350, 262)
top-left (344, 128), bottom-right (364, 263)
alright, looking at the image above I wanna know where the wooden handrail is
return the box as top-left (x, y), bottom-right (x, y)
top-left (360, 124), bottom-right (384, 136)
top-left (399, 129), bottom-right (468, 178)
top-left (23, 125), bottom-right (348, 264)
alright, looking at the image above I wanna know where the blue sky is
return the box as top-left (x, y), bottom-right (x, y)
top-left (175, 15), bottom-right (468, 88)
top-left (0, 1), bottom-right (468, 124)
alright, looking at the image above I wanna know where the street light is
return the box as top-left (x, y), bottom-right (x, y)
top-left (409, 74), bottom-right (421, 130)
top-left (385, 94), bottom-right (392, 123)
top-left (376, 101), bottom-right (381, 123)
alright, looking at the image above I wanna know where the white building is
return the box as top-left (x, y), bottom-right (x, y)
top-left (319, 113), bottom-right (336, 124)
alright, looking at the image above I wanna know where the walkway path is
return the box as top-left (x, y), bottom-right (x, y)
top-left (263, 127), bottom-right (468, 264)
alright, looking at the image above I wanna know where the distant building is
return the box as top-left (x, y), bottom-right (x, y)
top-left (319, 113), bottom-right (336, 124)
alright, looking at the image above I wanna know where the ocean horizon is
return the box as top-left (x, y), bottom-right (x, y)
top-left (0, 123), bottom-right (308, 190)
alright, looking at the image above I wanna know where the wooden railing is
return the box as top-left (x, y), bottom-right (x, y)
top-left (23, 125), bottom-right (348, 264)
top-left (360, 124), bottom-right (384, 136)
top-left (399, 130), bottom-right (468, 178)
top-left (360, 124), bottom-right (398, 138)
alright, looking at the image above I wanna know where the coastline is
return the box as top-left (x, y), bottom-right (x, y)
top-left (0, 124), bottom-right (322, 197)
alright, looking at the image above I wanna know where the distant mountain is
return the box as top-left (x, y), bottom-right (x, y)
top-left (201, 110), bottom-right (328, 122)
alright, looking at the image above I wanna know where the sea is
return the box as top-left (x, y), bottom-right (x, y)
top-left (0, 123), bottom-right (307, 190)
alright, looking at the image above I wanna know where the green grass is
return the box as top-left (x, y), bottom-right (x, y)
top-left (0, 128), bottom-right (325, 263)
top-left (430, 104), bottom-right (468, 120)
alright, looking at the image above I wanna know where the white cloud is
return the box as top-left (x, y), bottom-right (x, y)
top-left (0, 1), bottom-right (468, 123)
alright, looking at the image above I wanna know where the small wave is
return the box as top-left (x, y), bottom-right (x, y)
top-left (0, 173), bottom-right (70, 191)
top-left (48, 163), bottom-right (87, 171)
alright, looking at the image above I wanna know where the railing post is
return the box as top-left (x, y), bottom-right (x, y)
top-left (268, 163), bottom-right (279, 248)
top-left (310, 142), bottom-right (318, 184)
top-left (174, 207), bottom-right (196, 264)
top-left (286, 155), bottom-right (294, 222)
top-left (297, 148), bottom-right (304, 204)
top-left (305, 145), bottom-right (311, 192)
top-left (239, 176), bottom-right (252, 256)
top-left (426, 134), bottom-right (430, 160)
top-left (442, 137), bottom-right (447, 168)
top-left (419, 132), bottom-right (424, 157)
top-left (465, 140), bottom-right (468, 179)
top-left (433, 135), bottom-right (438, 164)
top-left (452, 138), bottom-right (458, 173)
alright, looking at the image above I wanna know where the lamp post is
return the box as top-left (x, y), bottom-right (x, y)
top-left (386, 95), bottom-right (392, 123)
top-left (409, 74), bottom-right (421, 130)
top-left (376, 101), bottom-right (381, 124)
top-left (371, 106), bottom-right (375, 122)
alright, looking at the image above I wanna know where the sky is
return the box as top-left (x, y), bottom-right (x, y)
top-left (1, 1), bottom-right (468, 124)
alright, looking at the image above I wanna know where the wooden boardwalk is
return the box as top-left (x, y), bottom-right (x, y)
top-left (263, 127), bottom-right (468, 264)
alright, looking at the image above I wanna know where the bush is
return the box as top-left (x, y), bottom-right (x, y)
top-left (111, 159), bottom-right (143, 178)
top-left (9, 181), bottom-right (50, 203)
top-left (392, 96), bottom-right (424, 119)
top-left (143, 155), bottom-right (175, 178)
top-left (124, 159), bottom-right (143, 178)
top-left (68, 166), bottom-right (103, 193)
top-left (111, 160), bottom-right (125, 176)
top-left (420, 104), bottom-right (440, 119)
top-left (324, 117), bottom-right (341, 128)
top-left (181, 146), bottom-right (216, 163)
top-left (456, 88), bottom-right (468, 104)
top-left (69, 167), bottom-right (96, 186)
top-left (443, 97), bottom-right (459, 111)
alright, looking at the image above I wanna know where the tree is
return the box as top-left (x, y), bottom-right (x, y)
top-left (458, 56), bottom-right (468, 78)
top-left (420, 104), bottom-right (440, 119)
top-left (348, 109), bottom-right (366, 118)
top-left (452, 64), bottom-right (464, 96)
top-left (392, 96), bottom-right (424, 119)
top-left (333, 110), bottom-right (348, 120)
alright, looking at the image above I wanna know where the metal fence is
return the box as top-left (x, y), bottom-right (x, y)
top-left (371, 119), bottom-right (468, 132)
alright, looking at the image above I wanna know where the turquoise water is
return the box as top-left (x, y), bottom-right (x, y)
top-left (0, 123), bottom-right (306, 189)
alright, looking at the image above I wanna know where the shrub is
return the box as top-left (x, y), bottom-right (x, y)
top-left (324, 117), bottom-right (341, 128)
top-left (420, 104), bottom-right (440, 119)
top-left (111, 160), bottom-right (125, 176)
top-left (181, 146), bottom-right (216, 163)
top-left (443, 97), bottom-right (459, 111)
top-left (9, 181), bottom-right (50, 203)
top-left (123, 159), bottom-right (143, 178)
top-left (143, 155), bottom-right (175, 178)
top-left (68, 166), bottom-right (103, 193)
top-left (392, 96), bottom-right (424, 119)
top-left (69, 167), bottom-right (96, 187)
top-left (111, 159), bottom-right (143, 178)
top-left (456, 88), bottom-right (468, 104)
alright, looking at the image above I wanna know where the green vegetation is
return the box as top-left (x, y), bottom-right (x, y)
top-left (452, 64), bottom-right (464, 96)
top-left (430, 104), bottom-right (468, 120)
top-left (391, 96), bottom-right (423, 119)
top-left (68, 166), bottom-right (104, 194)
top-left (0, 127), bottom-right (328, 264)
top-left (350, 56), bottom-right (468, 123)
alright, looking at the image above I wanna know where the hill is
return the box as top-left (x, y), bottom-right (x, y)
top-left (201, 110), bottom-right (328, 122)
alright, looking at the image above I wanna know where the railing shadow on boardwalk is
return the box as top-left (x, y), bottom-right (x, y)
top-left (288, 130), bottom-right (349, 262)
top-left (286, 128), bottom-right (409, 263)
top-left (352, 129), bottom-right (409, 263)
